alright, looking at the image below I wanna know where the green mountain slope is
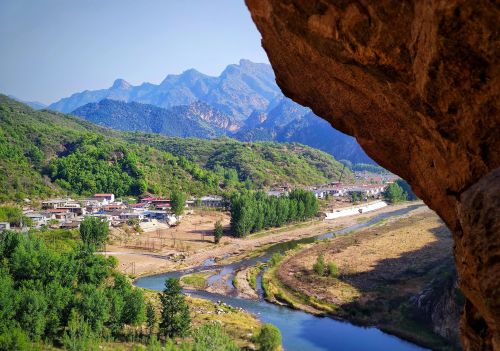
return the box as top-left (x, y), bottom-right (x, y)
top-left (0, 95), bottom-right (349, 201)
top-left (124, 135), bottom-right (350, 187)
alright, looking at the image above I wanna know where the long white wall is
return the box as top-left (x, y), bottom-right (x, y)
top-left (323, 201), bottom-right (388, 220)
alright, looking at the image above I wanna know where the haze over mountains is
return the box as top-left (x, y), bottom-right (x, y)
top-left (51, 59), bottom-right (373, 164)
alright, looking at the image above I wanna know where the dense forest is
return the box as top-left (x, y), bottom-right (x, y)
top-left (230, 189), bottom-right (319, 237)
top-left (0, 95), bottom-right (349, 201)
top-left (0, 229), bottom-right (146, 349)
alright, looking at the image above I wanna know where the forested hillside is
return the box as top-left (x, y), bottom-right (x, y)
top-left (0, 95), bottom-right (349, 201)
top-left (125, 135), bottom-right (350, 187)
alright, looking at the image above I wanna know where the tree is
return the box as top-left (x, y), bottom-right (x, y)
top-left (0, 327), bottom-right (30, 351)
top-left (213, 220), bottom-right (223, 244)
top-left (62, 310), bottom-right (99, 351)
top-left (192, 323), bottom-right (239, 351)
top-left (121, 288), bottom-right (145, 326)
top-left (395, 179), bottom-right (417, 200)
top-left (79, 217), bottom-right (109, 249)
top-left (254, 324), bottom-right (281, 351)
top-left (383, 182), bottom-right (407, 203)
top-left (313, 254), bottom-right (326, 276)
top-left (159, 278), bottom-right (191, 338)
top-left (146, 302), bottom-right (157, 336)
top-left (171, 191), bottom-right (187, 216)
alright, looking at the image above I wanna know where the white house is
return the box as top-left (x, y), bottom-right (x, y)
top-left (199, 195), bottom-right (224, 208)
top-left (25, 213), bottom-right (49, 227)
top-left (93, 193), bottom-right (115, 204)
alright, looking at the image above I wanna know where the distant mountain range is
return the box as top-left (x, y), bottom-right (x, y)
top-left (49, 59), bottom-right (374, 164)
top-left (8, 95), bottom-right (47, 110)
top-left (72, 99), bottom-right (233, 139)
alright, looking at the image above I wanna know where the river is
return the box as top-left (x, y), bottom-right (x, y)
top-left (135, 204), bottom-right (429, 351)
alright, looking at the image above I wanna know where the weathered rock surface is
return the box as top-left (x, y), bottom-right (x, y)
top-left (410, 270), bottom-right (462, 348)
top-left (245, 0), bottom-right (499, 349)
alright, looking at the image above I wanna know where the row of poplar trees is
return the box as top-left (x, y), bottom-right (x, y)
top-left (230, 189), bottom-right (319, 237)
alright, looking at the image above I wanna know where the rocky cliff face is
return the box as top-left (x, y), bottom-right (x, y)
top-left (245, 0), bottom-right (499, 349)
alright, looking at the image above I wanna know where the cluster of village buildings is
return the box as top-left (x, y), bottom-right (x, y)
top-left (0, 182), bottom-right (390, 231)
top-left (267, 182), bottom-right (388, 199)
top-left (19, 194), bottom-right (225, 229)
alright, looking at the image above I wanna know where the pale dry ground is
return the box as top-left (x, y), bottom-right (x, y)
top-left (234, 267), bottom-right (260, 300)
top-left (275, 206), bottom-right (453, 307)
top-left (106, 203), bottom-right (422, 277)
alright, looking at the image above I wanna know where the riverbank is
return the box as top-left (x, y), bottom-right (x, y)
top-left (109, 202), bottom-right (422, 277)
top-left (259, 207), bottom-right (460, 350)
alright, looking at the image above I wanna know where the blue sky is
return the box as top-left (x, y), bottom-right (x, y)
top-left (0, 0), bottom-right (269, 104)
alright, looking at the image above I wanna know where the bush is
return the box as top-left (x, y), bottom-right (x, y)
top-left (254, 324), bottom-right (281, 351)
top-left (313, 254), bottom-right (326, 276)
top-left (328, 262), bottom-right (339, 278)
top-left (192, 323), bottom-right (239, 351)
top-left (268, 253), bottom-right (282, 268)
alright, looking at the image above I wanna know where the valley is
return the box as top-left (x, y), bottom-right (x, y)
top-left (0, 90), bottom-right (458, 351)
top-left (135, 202), bottom-right (457, 351)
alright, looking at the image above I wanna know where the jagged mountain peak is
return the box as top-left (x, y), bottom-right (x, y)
top-left (111, 79), bottom-right (132, 90)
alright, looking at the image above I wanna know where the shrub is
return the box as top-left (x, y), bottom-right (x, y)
top-left (192, 323), bottom-right (239, 351)
top-left (254, 324), bottom-right (281, 351)
top-left (313, 254), bottom-right (326, 276)
top-left (268, 253), bottom-right (282, 267)
top-left (328, 262), bottom-right (339, 278)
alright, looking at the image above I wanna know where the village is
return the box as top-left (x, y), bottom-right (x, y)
top-left (0, 180), bottom-right (393, 233)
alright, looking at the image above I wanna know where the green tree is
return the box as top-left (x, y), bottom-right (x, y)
top-left (0, 206), bottom-right (23, 226)
top-left (121, 288), bottom-right (145, 326)
top-left (395, 179), bottom-right (417, 200)
top-left (213, 220), bottom-right (223, 244)
top-left (79, 217), bottom-right (109, 250)
top-left (384, 182), bottom-right (408, 203)
top-left (0, 327), bottom-right (30, 351)
top-left (63, 310), bottom-right (99, 351)
top-left (313, 254), bottom-right (326, 276)
top-left (192, 323), bottom-right (239, 351)
top-left (146, 302), bottom-right (157, 336)
top-left (159, 278), bottom-right (191, 338)
top-left (171, 191), bottom-right (187, 216)
top-left (254, 324), bottom-right (281, 351)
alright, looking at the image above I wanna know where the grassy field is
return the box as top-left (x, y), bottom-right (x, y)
top-left (180, 272), bottom-right (212, 289)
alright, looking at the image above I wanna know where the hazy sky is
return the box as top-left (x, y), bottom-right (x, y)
top-left (0, 0), bottom-right (269, 104)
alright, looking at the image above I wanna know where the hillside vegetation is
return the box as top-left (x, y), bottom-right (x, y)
top-left (125, 134), bottom-right (349, 187)
top-left (0, 95), bottom-right (349, 201)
